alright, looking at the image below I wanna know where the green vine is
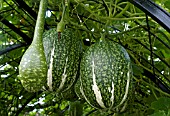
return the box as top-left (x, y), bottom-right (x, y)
top-left (57, 0), bottom-right (69, 32)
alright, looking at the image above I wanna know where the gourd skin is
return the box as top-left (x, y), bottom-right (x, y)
top-left (19, 43), bottom-right (47, 92)
top-left (80, 39), bottom-right (132, 111)
top-left (18, 0), bottom-right (47, 92)
top-left (43, 28), bottom-right (81, 92)
top-left (74, 77), bottom-right (84, 100)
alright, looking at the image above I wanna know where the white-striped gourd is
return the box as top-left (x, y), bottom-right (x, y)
top-left (43, 28), bottom-right (81, 92)
top-left (75, 77), bottom-right (84, 100)
top-left (79, 38), bottom-right (132, 111)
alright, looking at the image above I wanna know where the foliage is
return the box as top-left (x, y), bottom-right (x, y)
top-left (0, 0), bottom-right (170, 115)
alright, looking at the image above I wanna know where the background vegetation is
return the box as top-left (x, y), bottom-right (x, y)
top-left (0, 0), bottom-right (170, 115)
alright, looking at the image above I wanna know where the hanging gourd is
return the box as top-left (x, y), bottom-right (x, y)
top-left (18, 0), bottom-right (48, 92)
top-left (74, 77), bottom-right (84, 100)
top-left (79, 35), bottom-right (133, 112)
top-left (43, 0), bottom-right (81, 92)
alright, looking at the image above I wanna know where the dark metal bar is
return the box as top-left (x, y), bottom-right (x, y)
top-left (129, 0), bottom-right (170, 33)
top-left (0, 44), bottom-right (25, 55)
top-left (0, 15), bottom-right (32, 44)
top-left (14, 0), bottom-right (49, 30)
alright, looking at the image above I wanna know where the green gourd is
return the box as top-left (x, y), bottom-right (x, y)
top-left (18, 0), bottom-right (47, 92)
top-left (43, 28), bottom-right (81, 92)
top-left (79, 36), bottom-right (133, 112)
top-left (43, 1), bottom-right (82, 93)
top-left (74, 77), bottom-right (84, 100)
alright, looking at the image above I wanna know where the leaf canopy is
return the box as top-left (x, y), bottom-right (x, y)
top-left (0, 0), bottom-right (170, 115)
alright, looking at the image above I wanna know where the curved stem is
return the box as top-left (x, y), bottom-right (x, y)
top-left (112, 0), bottom-right (118, 16)
top-left (61, 0), bottom-right (66, 21)
top-left (32, 0), bottom-right (47, 44)
top-left (115, 2), bottom-right (130, 18)
top-left (57, 0), bottom-right (69, 32)
top-left (79, 3), bottom-right (146, 22)
top-left (69, 21), bottom-right (92, 33)
top-left (128, 51), bottom-right (165, 79)
top-left (134, 76), bottom-right (170, 97)
top-left (110, 25), bottom-right (147, 37)
top-left (151, 83), bottom-right (158, 100)
top-left (103, 0), bottom-right (113, 34)
top-left (102, 0), bottom-right (109, 16)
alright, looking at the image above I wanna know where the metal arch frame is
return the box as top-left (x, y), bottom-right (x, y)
top-left (129, 0), bottom-right (170, 33)
top-left (128, 0), bottom-right (170, 93)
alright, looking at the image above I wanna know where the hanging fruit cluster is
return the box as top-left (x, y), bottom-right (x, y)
top-left (18, 0), bottom-right (133, 113)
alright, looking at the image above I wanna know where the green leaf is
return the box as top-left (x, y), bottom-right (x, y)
top-left (132, 64), bottom-right (144, 76)
top-left (149, 110), bottom-right (167, 116)
top-left (151, 97), bottom-right (170, 111)
top-left (164, 1), bottom-right (170, 9)
top-left (168, 109), bottom-right (170, 116)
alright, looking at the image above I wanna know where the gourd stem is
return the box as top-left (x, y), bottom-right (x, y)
top-left (115, 2), bottom-right (130, 18)
top-left (100, 33), bottom-right (106, 42)
top-left (32, 0), bottom-right (47, 44)
top-left (61, 0), bottom-right (66, 22)
top-left (57, 0), bottom-right (68, 32)
top-left (112, 0), bottom-right (118, 16)
top-left (79, 2), bottom-right (145, 21)
top-left (104, 0), bottom-right (113, 35)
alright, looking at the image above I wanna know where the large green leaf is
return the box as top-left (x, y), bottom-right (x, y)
top-left (151, 97), bottom-right (170, 111)
top-left (149, 110), bottom-right (167, 116)
top-left (164, 1), bottom-right (170, 9)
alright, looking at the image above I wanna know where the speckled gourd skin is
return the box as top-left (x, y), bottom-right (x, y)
top-left (19, 0), bottom-right (47, 92)
top-left (74, 77), bottom-right (84, 100)
top-left (19, 44), bottom-right (47, 92)
top-left (80, 38), bottom-right (132, 111)
top-left (43, 28), bottom-right (81, 92)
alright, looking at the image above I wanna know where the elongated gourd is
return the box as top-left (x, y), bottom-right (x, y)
top-left (18, 0), bottom-right (47, 92)
top-left (43, 1), bottom-right (82, 93)
top-left (43, 28), bottom-right (81, 92)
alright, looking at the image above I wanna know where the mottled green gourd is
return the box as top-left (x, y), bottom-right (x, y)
top-left (43, 28), bottom-right (81, 92)
top-left (75, 78), bottom-right (84, 100)
top-left (79, 37), bottom-right (132, 112)
top-left (18, 0), bottom-right (47, 92)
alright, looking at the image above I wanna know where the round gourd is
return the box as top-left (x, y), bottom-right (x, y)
top-left (79, 38), bottom-right (132, 111)
top-left (43, 28), bottom-right (81, 92)
top-left (74, 78), bottom-right (84, 100)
